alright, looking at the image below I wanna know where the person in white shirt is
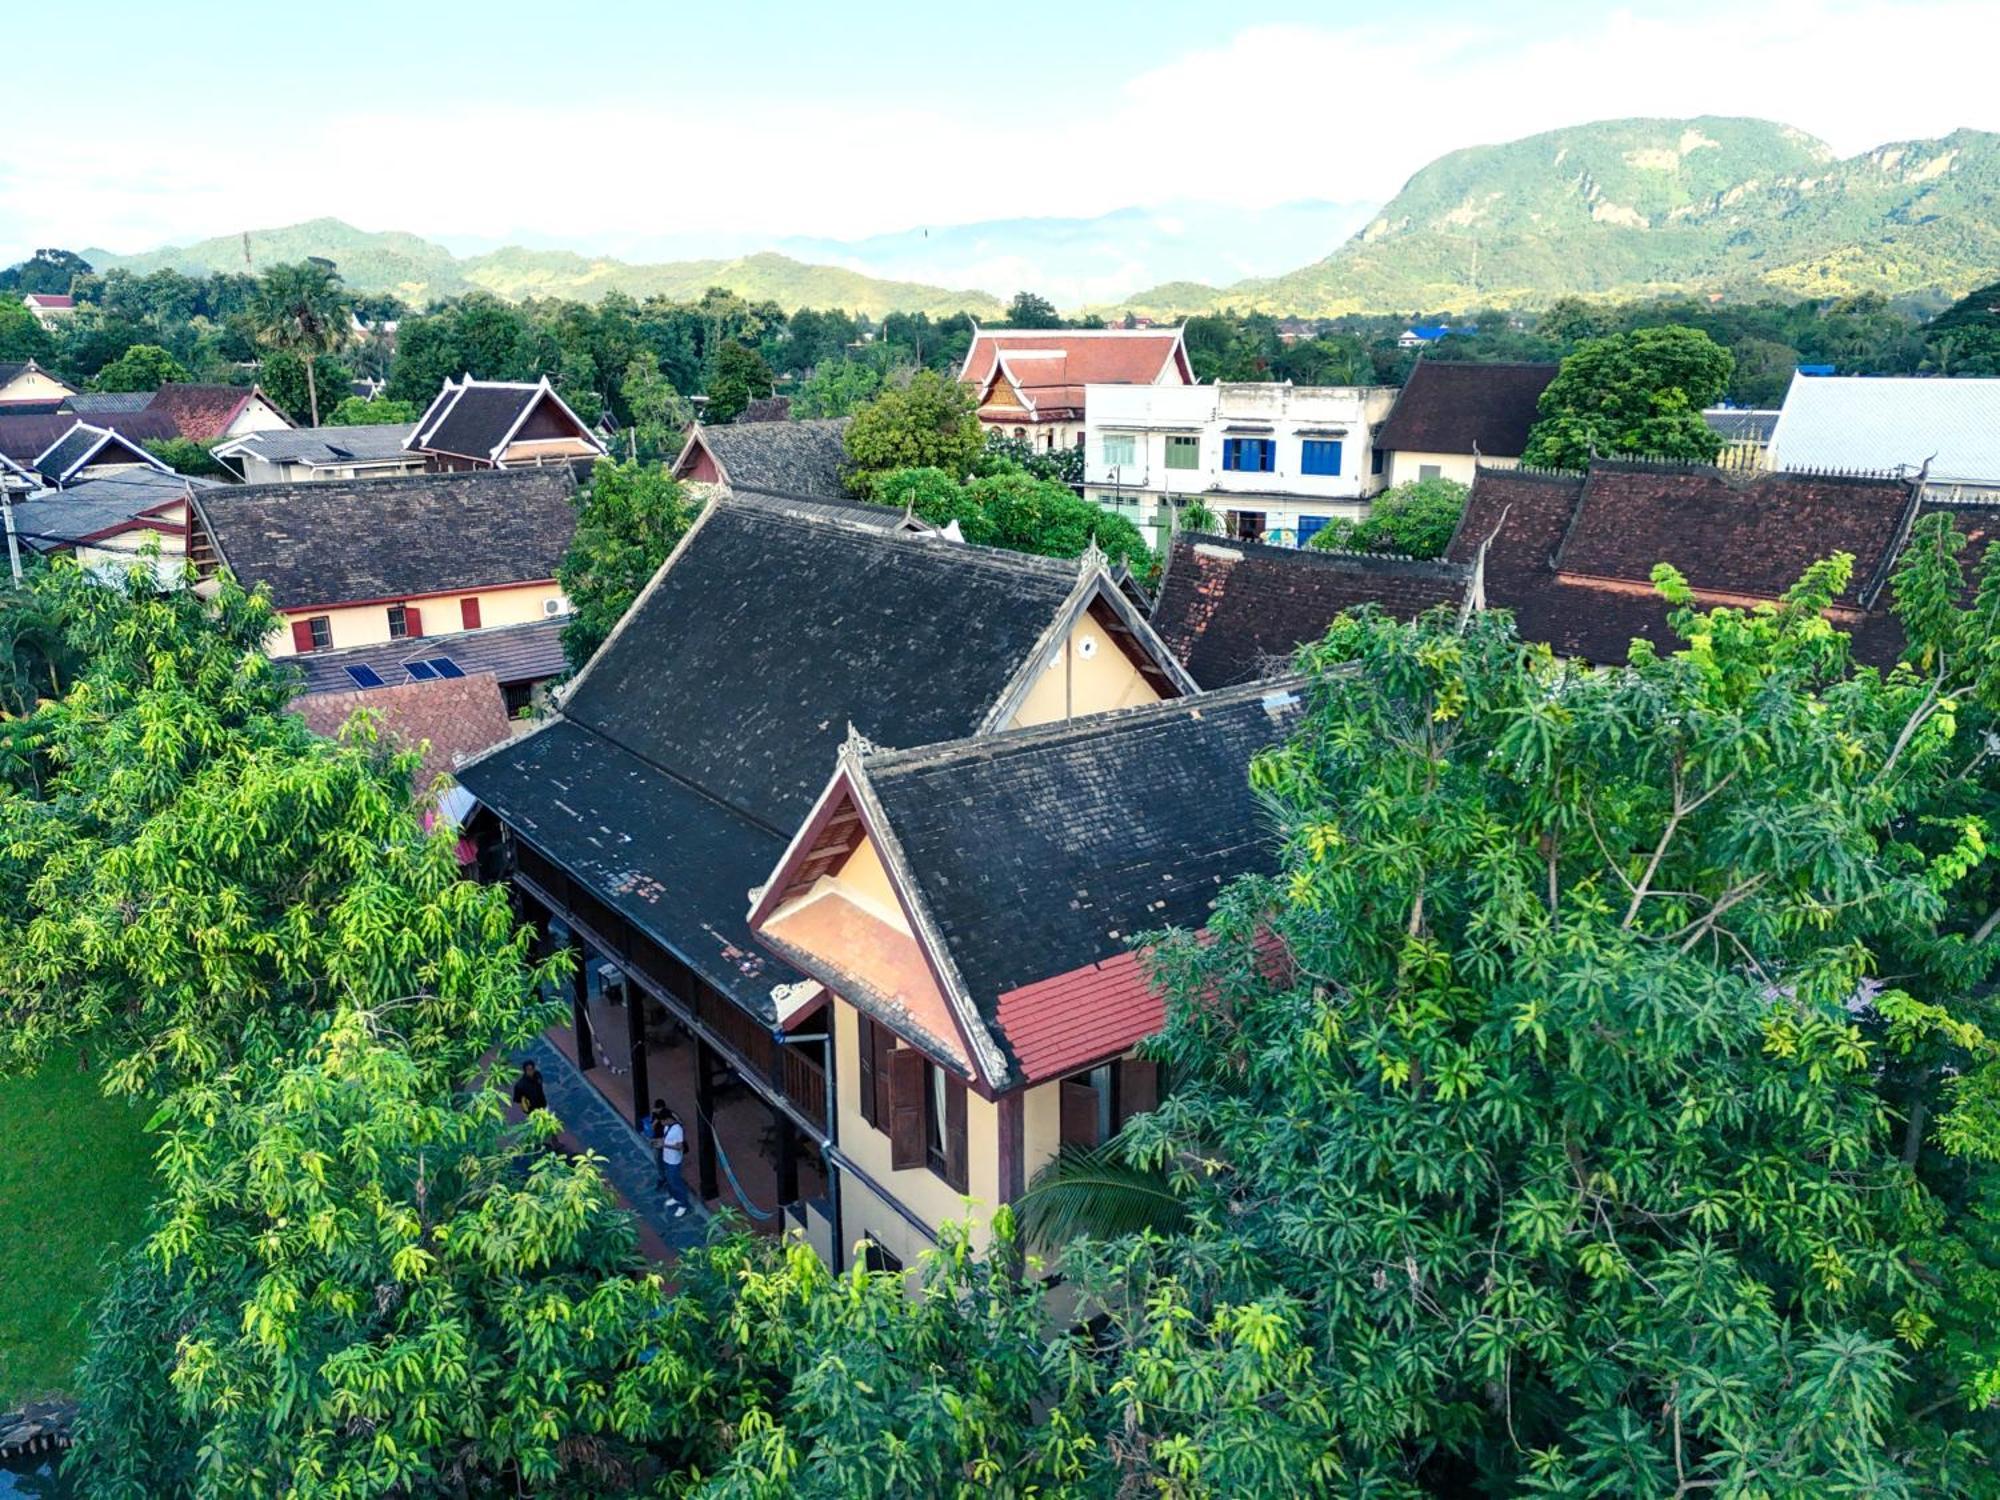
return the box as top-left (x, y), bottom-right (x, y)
top-left (649, 1099), bottom-right (692, 1218)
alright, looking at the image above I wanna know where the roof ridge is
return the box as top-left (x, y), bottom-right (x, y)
top-left (865, 674), bottom-right (1315, 777)
top-left (210, 466), bottom-right (570, 502)
top-left (1182, 533), bottom-right (1468, 574)
top-left (716, 497), bottom-right (1075, 579)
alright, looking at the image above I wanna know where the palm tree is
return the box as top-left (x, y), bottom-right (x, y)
top-left (1013, 1142), bottom-right (1188, 1252)
top-left (250, 260), bottom-right (347, 426)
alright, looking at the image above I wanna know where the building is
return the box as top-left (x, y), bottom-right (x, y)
top-left (1702, 407), bottom-right (1781, 467)
top-left (1150, 533), bottom-right (1471, 687)
top-left (186, 467), bottom-right (579, 659)
top-left (12, 468), bottom-right (217, 587)
top-left (285, 617), bottom-right (569, 717)
top-left (672, 418), bottom-right (852, 498)
top-left (0, 360), bottom-right (78, 408)
top-left (294, 672), bottom-right (517, 795)
top-left (458, 501), bottom-right (1198, 1262)
top-left (745, 681), bottom-right (1302, 1268)
top-left (213, 422), bottom-right (425, 484)
top-left (145, 383), bottom-right (294, 443)
top-left (21, 294), bottom-right (75, 329)
top-left (406, 376), bottom-right (607, 471)
top-left (958, 327), bottom-right (1193, 452)
top-left (1767, 374), bottom-right (2000, 502)
top-left (60, 392), bottom-right (155, 417)
top-left (1083, 381), bottom-right (1397, 548)
top-left (1371, 359), bottom-right (1559, 489)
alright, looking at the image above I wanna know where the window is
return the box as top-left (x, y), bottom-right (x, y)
top-left (1232, 510), bottom-right (1267, 541)
top-left (1297, 515), bottom-right (1331, 547)
top-left (460, 597), bottom-right (482, 630)
top-left (923, 1061), bottom-right (969, 1191)
top-left (1371, 447), bottom-right (1386, 477)
top-left (856, 1013), bottom-right (893, 1130)
top-left (1058, 1058), bottom-right (1162, 1149)
top-left (1074, 432), bottom-right (1085, 449)
top-left (387, 603), bottom-right (426, 640)
top-left (859, 1011), bottom-right (969, 1190)
top-left (1300, 439), bottom-right (1344, 476)
top-left (292, 615), bottom-right (332, 653)
top-left (1419, 463), bottom-right (1442, 482)
top-left (1222, 437), bottom-right (1275, 473)
top-left (1101, 433), bottom-right (1136, 468)
top-left (1165, 435), bottom-right (1200, 471)
top-left (861, 1238), bottom-right (904, 1276)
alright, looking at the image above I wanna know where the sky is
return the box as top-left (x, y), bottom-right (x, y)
top-left (2, 0), bottom-right (1996, 264)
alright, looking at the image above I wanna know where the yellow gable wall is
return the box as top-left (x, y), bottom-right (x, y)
top-left (267, 580), bottom-right (567, 657)
top-left (832, 832), bottom-right (912, 935)
top-left (0, 367), bottom-right (72, 403)
top-left (1009, 606), bottom-right (1162, 728)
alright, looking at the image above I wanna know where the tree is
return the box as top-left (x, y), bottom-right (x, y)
top-left (792, 357), bottom-right (886, 419)
top-left (258, 348), bottom-right (353, 428)
top-left (978, 432), bottom-right (1083, 488)
top-left (620, 350), bottom-right (694, 461)
top-left (841, 371), bottom-right (985, 498)
top-left (874, 467), bottom-right (1152, 575)
top-left (1002, 291), bottom-right (1063, 329)
top-left (141, 437), bottom-right (226, 477)
top-left (555, 460), bottom-right (703, 669)
top-left (1522, 326), bottom-right (1734, 469)
top-left (702, 341), bottom-right (775, 424)
top-left (0, 296), bottom-right (54, 363)
top-left (249, 261), bottom-right (348, 425)
top-left (1309, 476), bottom-right (1468, 558)
top-left (1027, 542), bottom-right (2000, 1492)
top-left (90, 342), bottom-right (191, 392)
top-left (325, 394), bottom-right (417, 426)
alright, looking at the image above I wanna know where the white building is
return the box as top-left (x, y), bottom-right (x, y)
top-left (1768, 374), bottom-right (2000, 502)
top-left (1083, 382), bottom-right (1397, 549)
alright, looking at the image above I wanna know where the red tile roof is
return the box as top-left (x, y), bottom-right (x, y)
top-left (961, 330), bottom-right (1190, 419)
top-left (23, 294), bottom-right (74, 310)
top-left (994, 948), bottom-right (1163, 1084)
top-left (295, 672), bottom-right (515, 791)
top-left (145, 384), bottom-right (260, 441)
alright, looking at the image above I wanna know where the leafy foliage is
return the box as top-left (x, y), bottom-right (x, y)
top-left (90, 341), bottom-right (190, 391)
top-left (873, 466), bottom-right (1151, 576)
top-left (141, 436), bottom-right (227, 477)
top-left (1522, 325), bottom-right (1733, 469)
top-left (1310, 476), bottom-right (1468, 558)
top-left (249, 261), bottom-right (349, 425)
top-left (555, 459), bottom-right (703, 670)
top-left (325, 394), bottom-right (417, 426)
top-left (979, 432), bottom-right (1084, 488)
top-left (703, 341), bottom-right (777, 424)
top-left (841, 370), bottom-right (986, 498)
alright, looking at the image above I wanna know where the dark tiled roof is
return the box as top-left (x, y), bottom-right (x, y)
top-left (1151, 534), bottom-right (1470, 688)
top-left (192, 467), bottom-right (579, 610)
top-left (219, 422), bottom-right (417, 468)
top-left (0, 410), bottom-right (175, 463)
top-left (61, 392), bottom-right (153, 415)
top-left (34, 422), bottom-right (168, 483)
top-left (687, 419), bottom-right (852, 499)
top-left (295, 673), bottom-right (516, 790)
top-left (1374, 359), bottom-right (1558, 458)
top-left (145, 384), bottom-right (260, 441)
top-left (1443, 460), bottom-right (1922, 666)
top-left (14, 470), bottom-right (215, 552)
top-left (727, 486), bottom-right (922, 532)
top-left (288, 617), bottom-right (569, 695)
top-left (414, 383), bottom-right (537, 458)
top-left (1703, 408), bottom-right (1780, 444)
top-left (735, 396), bottom-right (792, 423)
top-left (863, 681), bottom-right (1305, 1084)
top-left (561, 501), bottom-right (1080, 831)
top-left (458, 719), bottom-right (802, 1014)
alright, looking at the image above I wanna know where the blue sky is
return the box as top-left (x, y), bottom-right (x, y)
top-left (2, 0), bottom-right (1995, 262)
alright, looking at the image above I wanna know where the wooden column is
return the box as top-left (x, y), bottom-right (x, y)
top-left (775, 1112), bottom-right (799, 1206)
top-left (569, 937), bottom-right (593, 1071)
top-left (997, 1091), bottom-right (1026, 1202)
top-left (693, 1036), bottom-right (720, 1202)
top-left (625, 976), bottom-right (650, 1129)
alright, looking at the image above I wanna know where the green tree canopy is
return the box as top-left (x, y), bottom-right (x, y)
top-left (1309, 475), bottom-right (1468, 558)
top-left (325, 394), bottom-right (417, 426)
top-left (874, 466), bottom-right (1151, 576)
top-left (1002, 291), bottom-right (1063, 329)
top-left (0, 296), bottom-right (55, 363)
top-left (249, 261), bottom-right (349, 425)
top-left (140, 436), bottom-right (226, 477)
top-left (90, 342), bottom-right (191, 392)
top-left (702, 341), bottom-right (776, 424)
top-left (1522, 325), bottom-right (1734, 469)
top-left (620, 349), bottom-right (694, 461)
top-left (841, 370), bottom-right (985, 498)
top-left (554, 459), bottom-right (703, 669)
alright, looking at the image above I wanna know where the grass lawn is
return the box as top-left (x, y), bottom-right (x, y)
top-left (0, 1053), bottom-right (155, 1406)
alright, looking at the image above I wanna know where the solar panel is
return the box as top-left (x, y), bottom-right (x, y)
top-left (428, 657), bottom-right (465, 679)
top-left (403, 660), bottom-right (439, 682)
top-left (344, 664), bottom-right (386, 689)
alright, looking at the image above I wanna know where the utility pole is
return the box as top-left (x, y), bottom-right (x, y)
top-left (2, 493), bottom-right (23, 587)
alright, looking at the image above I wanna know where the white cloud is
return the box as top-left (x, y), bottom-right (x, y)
top-left (1, 0), bottom-right (1993, 262)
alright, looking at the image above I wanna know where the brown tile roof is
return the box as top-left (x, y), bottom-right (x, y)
top-left (1151, 533), bottom-right (1470, 687)
top-left (145, 384), bottom-right (262, 441)
top-left (1374, 359), bottom-right (1558, 458)
top-left (961, 330), bottom-right (1190, 418)
top-left (295, 672), bottom-right (515, 790)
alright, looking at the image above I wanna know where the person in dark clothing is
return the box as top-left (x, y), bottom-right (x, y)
top-left (512, 1060), bottom-right (547, 1115)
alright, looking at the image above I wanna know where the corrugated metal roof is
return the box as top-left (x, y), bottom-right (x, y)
top-left (1768, 375), bottom-right (2000, 486)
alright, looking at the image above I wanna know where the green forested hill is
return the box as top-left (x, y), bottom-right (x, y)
top-left (1119, 119), bottom-right (2000, 316)
top-left (85, 218), bottom-right (1005, 318)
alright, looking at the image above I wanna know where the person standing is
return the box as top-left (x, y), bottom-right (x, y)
top-left (511, 1059), bottom-right (547, 1115)
top-left (650, 1099), bottom-right (692, 1219)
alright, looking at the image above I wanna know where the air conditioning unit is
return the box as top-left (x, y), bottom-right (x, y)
top-left (543, 598), bottom-right (565, 617)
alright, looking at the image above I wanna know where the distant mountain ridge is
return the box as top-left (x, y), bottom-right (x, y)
top-left (83, 219), bottom-right (1008, 319)
top-left (1116, 118), bottom-right (2000, 316)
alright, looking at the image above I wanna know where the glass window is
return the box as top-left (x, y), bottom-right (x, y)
top-left (388, 603), bottom-right (410, 640)
top-left (1371, 447), bottom-right (1386, 476)
top-left (1165, 435), bottom-right (1200, 470)
top-left (1301, 439), bottom-right (1344, 476)
top-left (1222, 437), bottom-right (1275, 473)
top-left (1102, 433), bottom-right (1136, 467)
top-left (308, 616), bottom-right (332, 651)
top-left (1419, 463), bottom-right (1442, 482)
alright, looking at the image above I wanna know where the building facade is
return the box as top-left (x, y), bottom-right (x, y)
top-left (1372, 359), bottom-right (1558, 490)
top-left (1083, 381), bottom-right (1397, 548)
top-left (959, 328), bottom-right (1193, 453)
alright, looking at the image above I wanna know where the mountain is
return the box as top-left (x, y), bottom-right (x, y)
top-left (84, 218), bottom-right (1006, 318)
top-left (1116, 119), bottom-right (2000, 317)
top-left (774, 200), bottom-right (1378, 309)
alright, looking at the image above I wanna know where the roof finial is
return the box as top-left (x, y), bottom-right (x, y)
top-left (1078, 535), bottom-right (1109, 578)
top-left (839, 721), bottom-right (877, 768)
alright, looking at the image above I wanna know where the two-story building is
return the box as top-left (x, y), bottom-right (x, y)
top-left (406, 376), bottom-right (607, 471)
top-left (1371, 358), bottom-right (1558, 490)
top-left (1083, 381), bottom-right (1397, 548)
top-left (959, 327), bottom-right (1194, 453)
top-left (186, 467), bottom-right (579, 659)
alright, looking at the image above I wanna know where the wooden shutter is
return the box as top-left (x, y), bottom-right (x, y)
top-left (460, 596), bottom-right (482, 630)
top-left (1118, 1059), bottom-right (1160, 1127)
top-left (887, 1048), bottom-right (926, 1170)
top-left (290, 618), bottom-right (317, 654)
top-left (1059, 1079), bottom-right (1101, 1150)
top-left (856, 1014), bottom-right (878, 1129)
top-left (944, 1073), bottom-right (968, 1192)
top-left (872, 1021), bottom-right (894, 1129)
top-left (405, 605), bottom-right (424, 638)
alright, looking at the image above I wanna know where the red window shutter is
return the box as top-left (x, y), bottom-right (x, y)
top-left (1118, 1058), bottom-right (1160, 1127)
top-left (887, 1048), bottom-right (926, 1171)
top-left (290, 618), bottom-right (317, 654)
top-left (404, 605), bottom-right (424, 638)
top-left (460, 596), bottom-right (481, 630)
top-left (944, 1073), bottom-right (968, 1192)
top-left (856, 1014), bottom-right (878, 1130)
